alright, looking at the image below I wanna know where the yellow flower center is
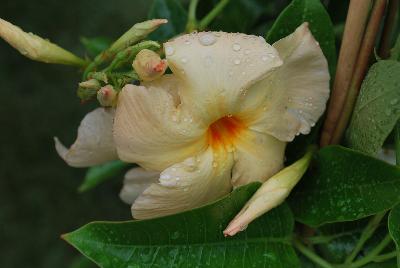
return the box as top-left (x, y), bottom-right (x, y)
top-left (208, 115), bottom-right (245, 150)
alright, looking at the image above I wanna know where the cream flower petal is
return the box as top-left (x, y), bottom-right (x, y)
top-left (132, 148), bottom-right (233, 219)
top-left (231, 130), bottom-right (286, 187)
top-left (113, 75), bottom-right (208, 171)
top-left (243, 23), bottom-right (330, 142)
top-left (164, 32), bottom-right (283, 123)
top-left (54, 108), bottom-right (117, 167)
top-left (119, 167), bottom-right (159, 205)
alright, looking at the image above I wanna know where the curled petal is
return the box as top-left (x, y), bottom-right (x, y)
top-left (119, 167), bottom-right (159, 204)
top-left (113, 75), bottom-right (208, 171)
top-left (224, 148), bottom-right (313, 236)
top-left (244, 23), bottom-right (330, 141)
top-left (164, 32), bottom-right (282, 123)
top-left (55, 108), bottom-right (117, 167)
top-left (132, 148), bottom-right (233, 219)
top-left (231, 130), bottom-right (286, 187)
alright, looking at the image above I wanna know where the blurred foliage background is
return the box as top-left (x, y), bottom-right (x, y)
top-left (0, 0), bottom-right (349, 267)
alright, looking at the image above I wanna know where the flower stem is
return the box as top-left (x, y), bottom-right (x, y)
top-left (293, 239), bottom-right (334, 268)
top-left (305, 230), bottom-right (360, 244)
top-left (186, 0), bottom-right (199, 32)
top-left (330, 0), bottom-right (387, 145)
top-left (344, 212), bottom-right (386, 264)
top-left (378, 0), bottom-right (399, 59)
top-left (349, 234), bottom-right (393, 268)
top-left (320, 0), bottom-right (372, 147)
top-left (395, 121), bottom-right (400, 166)
top-left (373, 251), bottom-right (398, 262)
top-left (199, 0), bottom-right (230, 31)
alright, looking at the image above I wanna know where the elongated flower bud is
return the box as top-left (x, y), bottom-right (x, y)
top-left (97, 85), bottom-right (117, 107)
top-left (0, 18), bottom-right (86, 66)
top-left (133, 49), bottom-right (167, 81)
top-left (224, 148), bottom-right (315, 237)
top-left (109, 19), bottom-right (167, 53)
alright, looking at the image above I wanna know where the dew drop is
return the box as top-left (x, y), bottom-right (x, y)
top-left (390, 98), bottom-right (398, 105)
top-left (165, 46), bottom-right (174, 56)
top-left (184, 39), bottom-right (191, 45)
top-left (244, 49), bottom-right (250, 55)
top-left (234, 58), bottom-right (241, 65)
top-left (199, 33), bottom-right (217, 46)
top-left (232, 43), bottom-right (241, 51)
top-left (212, 161), bottom-right (218, 168)
top-left (181, 57), bottom-right (188, 63)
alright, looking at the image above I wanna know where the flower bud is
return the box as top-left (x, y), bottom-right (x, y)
top-left (132, 49), bottom-right (167, 81)
top-left (77, 79), bottom-right (101, 101)
top-left (109, 19), bottom-right (168, 53)
top-left (224, 148), bottom-right (315, 237)
top-left (97, 85), bottom-right (117, 107)
top-left (0, 18), bottom-right (86, 66)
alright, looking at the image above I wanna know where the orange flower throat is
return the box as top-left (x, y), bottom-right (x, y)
top-left (208, 116), bottom-right (245, 150)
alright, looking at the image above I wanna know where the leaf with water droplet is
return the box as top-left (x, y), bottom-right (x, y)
top-left (290, 145), bottom-right (400, 226)
top-left (63, 183), bottom-right (299, 267)
top-left (347, 60), bottom-right (400, 155)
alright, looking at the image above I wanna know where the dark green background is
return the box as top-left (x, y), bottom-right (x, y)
top-left (0, 1), bottom-right (150, 267)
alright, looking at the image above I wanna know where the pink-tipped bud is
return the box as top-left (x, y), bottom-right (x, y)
top-left (132, 49), bottom-right (167, 81)
top-left (97, 85), bottom-right (117, 107)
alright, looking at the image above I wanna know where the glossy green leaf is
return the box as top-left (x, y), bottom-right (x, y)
top-left (147, 0), bottom-right (187, 41)
top-left (289, 146), bottom-right (400, 226)
top-left (78, 161), bottom-right (130, 192)
top-left (266, 0), bottom-right (337, 76)
top-left (347, 60), bottom-right (400, 155)
top-left (80, 37), bottom-right (112, 58)
top-left (388, 203), bottom-right (400, 266)
top-left (64, 183), bottom-right (299, 268)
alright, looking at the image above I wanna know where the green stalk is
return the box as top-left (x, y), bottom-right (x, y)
top-left (293, 239), bottom-right (334, 268)
top-left (186, 0), bottom-right (199, 32)
top-left (199, 0), bottom-right (230, 31)
top-left (395, 121), bottom-right (400, 166)
top-left (349, 234), bottom-right (393, 268)
top-left (373, 251), bottom-right (398, 262)
top-left (345, 212), bottom-right (386, 264)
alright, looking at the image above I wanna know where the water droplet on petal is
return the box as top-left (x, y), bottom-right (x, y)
top-left (181, 57), bottom-right (188, 63)
top-left (184, 39), bottom-right (191, 45)
top-left (199, 33), bottom-right (217, 46)
top-left (165, 45), bottom-right (174, 56)
top-left (234, 59), bottom-right (241, 65)
top-left (232, 43), bottom-right (241, 51)
top-left (244, 49), bottom-right (250, 55)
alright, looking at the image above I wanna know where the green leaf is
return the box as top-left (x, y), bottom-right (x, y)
top-left (64, 183), bottom-right (299, 268)
top-left (80, 37), bottom-right (112, 58)
top-left (346, 60), bottom-right (400, 155)
top-left (388, 203), bottom-right (400, 266)
top-left (289, 145), bottom-right (400, 226)
top-left (147, 0), bottom-right (187, 41)
top-left (266, 0), bottom-right (337, 76)
top-left (78, 161), bottom-right (130, 192)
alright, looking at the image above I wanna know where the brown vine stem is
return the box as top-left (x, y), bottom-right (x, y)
top-left (330, 0), bottom-right (387, 144)
top-left (379, 0), bottom-right (399, 58)
top-left (320, 0), bottom-right (372, 147)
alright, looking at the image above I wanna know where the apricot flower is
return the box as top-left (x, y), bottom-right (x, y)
top-left (56, 23), bottom-right (329, 220)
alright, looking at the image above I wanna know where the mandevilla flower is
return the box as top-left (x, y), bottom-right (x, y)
top-left (56, 22), bottom-right (329, 220)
